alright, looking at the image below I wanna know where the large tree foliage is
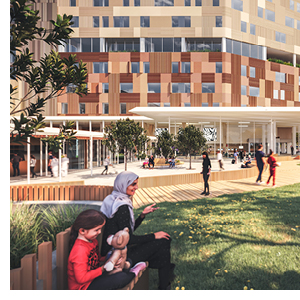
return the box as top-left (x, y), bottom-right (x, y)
top-left (154, 129), bottom-right (175, 160)
top-left (10, 0), bottom-right (88, 144)
top-left (176, 125), bottom-right (206, 169)
top-left (103, 118), bottom-right (149, 171)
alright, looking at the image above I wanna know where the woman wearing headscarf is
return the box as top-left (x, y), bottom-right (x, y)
top-left (100, 171), bottom-right (175, 290)
top-left (200, 151), bottom-right (211, 196)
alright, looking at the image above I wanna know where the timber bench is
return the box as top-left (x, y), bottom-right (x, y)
top-left (56, 226), bottom-right (149, 290)
top-left (144, 158), bottom-right (183, 168)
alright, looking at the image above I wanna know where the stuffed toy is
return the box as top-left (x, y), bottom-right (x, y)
top-left (104, 227), bottom-right (131, 275)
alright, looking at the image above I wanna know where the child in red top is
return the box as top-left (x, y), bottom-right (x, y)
top-left (266, 150), bottom-right (279, 187)
top-left (68, 209), bottom-right (136, 290)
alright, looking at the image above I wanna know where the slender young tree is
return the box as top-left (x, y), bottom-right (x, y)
top-left (176, 125), bottom-right (206, 169)
top-left (154, 129), bottom-right (175, 160)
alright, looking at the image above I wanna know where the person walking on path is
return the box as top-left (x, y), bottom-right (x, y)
top-left (291, 145), bottom-right (294, 155)
top-left (200, 151), bottom-right (212, 196)
top-left (217, 151), bottom-right (224, 171)
top-left (101, 155), bottom-right (112, 175)
top-left (11, 153), bottom-right (22, 177)
top-left (30, 155), bottom-right (37, 178)
top-left (148, 155), bottom-right (154, 169)
top-left (48, 151), bottom-right (53, 177)
top-left (266, 150), bottom-right (279, 187)
top-left (255, 144), bottom-right (266, 185)
top-left (234, 149), bottom-right (238, 164)
top-left (100, 171), bottom-right (175, 290)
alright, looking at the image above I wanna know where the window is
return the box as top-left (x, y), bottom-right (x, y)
top-left (145, 38), bottom-right (181, 52)
top-left (184, 103), bottom-right (191, 107)
top-left (185, 0), bottom-right (191, 6)
top-left (231, 0), bottom-right (243, 12)
top-left (216, 16), bottom-right (222, 27)
top-left (213, 0), bottom-right (219, 6)
top-left (258, 7), bottom-right (263, 18)
top-left (172, 83), bottom-right (190, 93)
top-left (285, 16), bottom-right (294, 28)
top-left (79, 103), bottom-right (85, 114)
top-left (93, 16), bottom-right (99, 27)
top-left (181, 62), bottom-right (190, 73)
top-left (82, 38), bottom-right (91, 52)
top-left (123, 0), bottom-right (129, 6)
top-left (134, 0), bottom-right (140, 6)
top-left (94, 0), bottom-right (109, 6)
top-left (216, 62), bottom-right (222, 73)
top-left (102, 83), bottom-right (109, 93)
top-left (70, 0), bottom-right (76, 6)
top-left (103, 103), bottom-right (109, 114)
top-left (67, 83), bottom-right (77, 93)
top-left (249, 87), bottom-right (259, 97)
top-left (195, 0), bottom-right (202, 5)
top-left (241, 85), bottom-right (246, 95)
top-left (172, 62), bottom-right (179, 73)
top-left (250, 67), bottom-right (255, 78)
top-left (250, 24), bottom-right (256, 35)
top-left (280, 90), bottom-right (285, 100)
top-left (290, 0), bottom-right (294, 10)
top-left (148, 103), bottom-right (160, 107)
top-left (106, 38), bottom-right (140, 52)
top-left (155, 0), bottom-right (174, 6)
top-left (61, 103), bottom-right (68, 114)
top-left (265, 9), bottom-right (275, 22)
top-left (297, 20), bottom-right (300, 30)
top-left (202, 83), bottom-right (215, 93)
top-left (148, 83), bottom-right (161, 93)
top-left (241, 21), bottom-right (247, 32)
top-left (164, 103), bottom-right (170, 107)
top-left (92, 38), bottom-right (100, 52)
top-left (102, 16), bottom-right (109, 27)
top-left (143, 62), bottom-right (150, 73)
top-left (120, 103), bottom-right (126, 114)
top-left (297, 3), bottom-right (300, 13)
top-left (120, 83), bottom-right (133, 93)
top-left (114, 16), bottom-right (129, 27)
top-left (71, 16), bottom-right (79, 28)
top-left (275, 72), bottom-right (286, 83)
top-left (275, 31), bottom-right (286, 43)
top-left (213, 103), bottom-right (219, 107)
top-left (140, 16), bottom-right (150, 27)
top-left (202, 102), bottom-right (208, 107)
top-left (131, 62), bottom-right (140, 73)
top-left (241, 65), bottom-right (247, 76)
top-left (172, 16), bottom-right (191, 27)
top-left (93, 62), bottom-right (108, 73)
top-left (273, 90), bottom-right (278, 99)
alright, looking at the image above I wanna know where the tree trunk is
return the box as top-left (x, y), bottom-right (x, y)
top-left (189, 151), bottom-right (192, 169)
top-left (124, 146), bottom-right (127, 171)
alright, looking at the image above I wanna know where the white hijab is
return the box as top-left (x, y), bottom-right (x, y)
top-left (100, 171), bottom-right (139, 231)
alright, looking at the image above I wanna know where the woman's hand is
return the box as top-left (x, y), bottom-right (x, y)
top-left (141, 203), bottom-right (159, 218)
top-left (154, 231), bottom-right (170, 240)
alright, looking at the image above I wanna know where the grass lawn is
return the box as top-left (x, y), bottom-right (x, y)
top-left (134, 183), bottom-right (300, 290)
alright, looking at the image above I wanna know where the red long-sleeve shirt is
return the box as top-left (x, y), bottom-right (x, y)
top-left (68, 238), bottom-right (105, 290)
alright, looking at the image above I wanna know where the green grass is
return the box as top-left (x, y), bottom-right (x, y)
top-left (133, 183), bottom-right (300, 290)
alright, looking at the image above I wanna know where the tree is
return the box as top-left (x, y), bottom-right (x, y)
top-left (154, 129), bottom-right (175, 160)
top-left (103, 118), bottom-right (149, 171)
top-left (10, 0), bottom-right (88, 144)
top-left (175, 125), bottom-right (206, 169)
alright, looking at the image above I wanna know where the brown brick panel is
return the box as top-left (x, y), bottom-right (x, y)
top-left (249, 78), bottom-right (260, 87)
top-left (265, 80), bottom-right (273, 98)
top-left (170, 94), bottom-right (181, 106)
top-left (271, 99), bottom-right (281, 106)
top-left (285, 90), bottom-right (294, 101)
top-left (99, 53), bottom-right (109, 61)
top-left (171, 73), bottom-right (191, 83)
top-left (222, 73), bottom-right (231, 84)
top-left (190, 94), bottom-right (202, 106)
top-left (287, 74), bottom-right (294, 84)
top-left (249, 96), bottom-right (257, 107)
top-left (130, 52), bottom-right (140, 62)
top-left (209, 52), bottom-right (222, 62)
top-left (249, 58), bottom-right (265, 69)
top-left (280, 83), bottom-right (294, 91)
top-left (120, 73), bottom-right (133, 83)
top-left (148, 74), bottom-right (161, 82)
top-left (120, 93), bottom-right (140, 102)
top-left (232, 94), bottom-right (241, 106)
top-left (270, 62), bottom-right (281, 72)
top-left (207, 94), bottom-right (213, 106)
top-left (147, 93), bottom-right (161, 102)
top-left (181, 53), bottom-right (191, 62)
top-left (256, 68), bottom-right (265, 79)
top-left (295, 102), bottom-right (300, 106)
top-left (79, 93), bottom-right (99, 103)
top-left (201, 73), bottom-right (215, 83)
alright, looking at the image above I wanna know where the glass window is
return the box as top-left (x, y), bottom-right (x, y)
top-left (213, 102), bottom-right (219, 107)
top-left (216, 16), bottom-right (222, 27)
top-left (232, 40), bottom-right (241, 55)
top-left (93, 62), bottom-right (108, 73)
top-left (123, 0), bottom-right (129, 6)
top-left (250, 44), bottom-right (258, 59)
top-left (297, 3), bottom-right (300, 12)
top-left (250, 24), bottom-right (256, 35)
top-left (94, 0), bottom-right (109, 6)
top-left (275, 72), bottom-right (286, 83)
top-left (155, 0), bottom-right (174, 6)
top-left (172, 62), bottom-right (179, 73)
top-left (258, 7), bottom-right (263, 18)
top-left (82, 38), bottom-right (91, 52)
top-left (242, 43), bottom-right (249, 57)
top-left (241, 65), bottom-right (247, 76)
top-left (148, 103), bottom-right (161, 107)
top-left (71, 16), bottom-right (79, 28)
top-left (202, 83), bottom-right (215, 93)
top-left (249, 87), bottom-right (259, 97)
top-left (181, 62), bottom-right (190, 73)
top-left (120, 83), bottom-right (133, 93)
top-left (172, 16), bottom-right (191, 27)
top-left (285, 16), bottom-right (294, 28)
top-left (164, 103), bottom-right (170, 107)
top-left (241, 21), bottom-right (247, 32)
top-left (275, 31), bottom-right (286, 43)
top-left (134, 0), bottom-right (140, 6)
top-left (148, 83), bottom-right (161, 93)
top-left (102, 16), bottom-right (109, 27)
top-left (70, 38), bottom-right (80, 52)
top-left (61, 103), bottom-right (68, 114)
top-left (131, 62), bottom-right (140, 73)
top-left (102, 83), bottom-right (109, 93)
top-left (226, 38), bottom-right (232, 53)
top-left (231, 0), bottom-right (243, 12)
top-left (280, 90), bottom-right (285, 100)
top-left (93, 16), bottom-right (99, 27)
top-left (79, 103), bottom-right (85, 114)
top-left (185, 0), bottom-right (191, 6)
top-left (172, 83), bottom-right (190, 93)
top-left (202, 102), bottom-right (209, 107)
top-left (241, 85), bottom-right (246, 95)
top-left (265, 9), bottom-right (275, 22)
top-left (297, 20), bottom-right (300, 30)
top-left (120, 103), bottom-right (126, 114)
top-left (143, 62), bottom-right (150, 73)
top-left (290, 0), bottom-right (294, 10)
top-left (114, 17), bottom-right (129, 27)
top-left (70, 0), bottom-right (76, 6)
top-left (140, 16), bottom-right (150, 27)
top-left (184, 103), bottom-right (191, 107)
top-left (216, 62), bottom-right (222, 73)
top-left (273, 90), bottom-right (278, 99)
top-left (103, 103), bottom-right (109, 114)
top-left (145, 38), bottom-right (181, 52)
top-left (195, 0), bottom-right (202, 5)
top-left (250, 67), bottom-right (255, 78)
top-left (213, 0), bottom-right (219, 6)
top-left (92, 38), bottom-right (100, 52)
